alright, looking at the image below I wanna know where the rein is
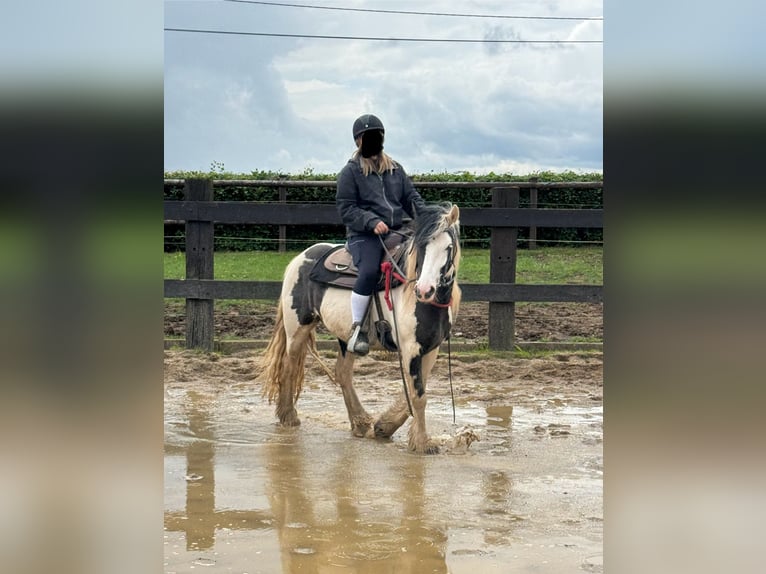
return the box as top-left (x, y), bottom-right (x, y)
top-left (380, 261), bottom-right (407, 312)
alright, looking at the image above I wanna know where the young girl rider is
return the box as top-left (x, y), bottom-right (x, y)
top-left (335, 114), bottom-right (426, 355)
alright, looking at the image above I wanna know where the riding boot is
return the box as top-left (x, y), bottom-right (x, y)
top-left (347, 322), bottom-right (369, 356)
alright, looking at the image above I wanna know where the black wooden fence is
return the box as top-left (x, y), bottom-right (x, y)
top-left (164, 178), bottom-right (603, 351)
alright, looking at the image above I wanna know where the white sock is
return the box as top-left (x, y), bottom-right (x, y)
top-left (350, 292), bottom-right (371, 324)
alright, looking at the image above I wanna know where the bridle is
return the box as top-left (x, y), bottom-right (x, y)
top-left (430, 227), bottom-right (458, 308)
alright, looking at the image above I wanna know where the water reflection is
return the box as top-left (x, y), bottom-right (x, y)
top-left (164, 386), bottom-right (602, 572)
top-left (264, 432), bottom-right (448, 572)
top-left (164, 391), bottom-right (272, 552)
top-left (165, 390), bottom-right (450, 572)
top-left (485, 405), bottom-right (513, 429)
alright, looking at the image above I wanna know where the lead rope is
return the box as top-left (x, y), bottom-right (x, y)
top-left (378, 233), bottom-right (411, 285)
top-left (448, 335), bottom-right (456, 423)
top-left (389, 289), bottom-right (414, 417)
top-left (377, 234), bottom-right (414, 417)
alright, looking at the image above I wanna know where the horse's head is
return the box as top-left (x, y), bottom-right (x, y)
top-left (408, 203), bottom-right (461, 305)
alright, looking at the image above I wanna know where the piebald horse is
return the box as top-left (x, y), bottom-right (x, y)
top-left (259, 203), bottom-right (461, 454)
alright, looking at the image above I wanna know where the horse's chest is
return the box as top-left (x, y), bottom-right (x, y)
top-left (414, 305), bottom-right (450, 353)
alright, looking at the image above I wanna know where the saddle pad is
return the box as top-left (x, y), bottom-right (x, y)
top-left (309, 236), bottom-right (409, 291)
top-left (322, 234), bottom-right (408, 275)
top-left (309, 245), bottom-right (358, 289)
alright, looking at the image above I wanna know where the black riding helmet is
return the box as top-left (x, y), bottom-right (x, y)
top-left (352, 114), bottom-right (385, 140)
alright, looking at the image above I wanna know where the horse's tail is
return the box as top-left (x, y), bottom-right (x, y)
top-left (259, 298), bottom-right (289, 404)
top-left (258, 298), bottom-right (313, 408)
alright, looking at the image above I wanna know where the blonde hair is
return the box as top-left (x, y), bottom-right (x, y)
top-left (352, 142), bottom-right (397, 176)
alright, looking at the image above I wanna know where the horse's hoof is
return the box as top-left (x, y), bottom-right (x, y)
top-left (410, 442), bottom-right (440, 455)
top-left (278, 414), bottom-right (301, 427)
top-left (276, 405), bottom-right (301, 427)
top-left (373, 420), bottom-right (396, 438)
top-left (351, 416), bottom-right (375, 438)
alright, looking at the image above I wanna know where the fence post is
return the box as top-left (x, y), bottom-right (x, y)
top-left (278, 183), bottom-right (287, 253)
top-left (185, 178), bottom-right (214, 351)
top-left (489, 186), bottom-right (519, 350)
top-left (528, 176), bottom-right (538, 250)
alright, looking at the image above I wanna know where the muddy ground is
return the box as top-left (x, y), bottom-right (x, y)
top-left (164, 298), bottom-right (603, 572)
top-left (164, 341), bottom-right (602, 573)
top-left (164, 300), bottom-right (603, 344)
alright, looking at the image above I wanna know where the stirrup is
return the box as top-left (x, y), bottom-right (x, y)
top-left (348, 322), bottom-right (369, 356)
top-left (375, 319), bottom-right (398, 352)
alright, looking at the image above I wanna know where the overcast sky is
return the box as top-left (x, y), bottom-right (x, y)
top-left (164, 0), bottom-right (603, 175)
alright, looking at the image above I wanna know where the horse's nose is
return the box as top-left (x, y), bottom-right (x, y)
top-left (415, 283), bottom-right (436, 302)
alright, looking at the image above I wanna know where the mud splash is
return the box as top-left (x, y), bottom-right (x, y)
top-left (164, 350), bottom-right (603, 573)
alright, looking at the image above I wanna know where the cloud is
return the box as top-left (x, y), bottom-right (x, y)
top-left (164, 1), bottom-right (603, 174)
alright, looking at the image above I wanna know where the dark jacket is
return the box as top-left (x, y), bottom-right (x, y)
top-left (336, 157), bottom-right (426, 237)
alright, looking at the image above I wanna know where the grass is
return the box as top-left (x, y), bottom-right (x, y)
top-left (164, 246), bottom-right (603, 353)
top-left (164, 246), bottom-right (602, 285)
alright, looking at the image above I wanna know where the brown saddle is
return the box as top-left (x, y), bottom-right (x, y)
top-left (309, 232), bottom-right (410, 290)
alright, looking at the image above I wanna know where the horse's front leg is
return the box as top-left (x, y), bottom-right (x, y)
top-left (335, 342), bottom-right (375, 438)
top-left (373, 395), bottom-right (410, 439)
top-left (406, 348), bottom-right (441, 454)
top-left (373, 347), bottom-right (441, 450)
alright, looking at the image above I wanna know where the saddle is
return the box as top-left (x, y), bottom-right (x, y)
top-left (308, 232), bottom-right (410, 290)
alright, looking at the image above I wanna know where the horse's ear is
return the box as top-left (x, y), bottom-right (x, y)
top-left (447, 204), bottom-right (460, 225)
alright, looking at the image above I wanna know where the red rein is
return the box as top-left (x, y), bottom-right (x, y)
top-left (381, 261), bottom-right (451, 311)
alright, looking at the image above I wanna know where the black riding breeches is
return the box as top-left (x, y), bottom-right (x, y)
top-left (346, 234), bottom-right (385, 296)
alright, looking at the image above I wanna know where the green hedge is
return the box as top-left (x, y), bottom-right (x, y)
top-left (164, 170), bottom-right (602, 251)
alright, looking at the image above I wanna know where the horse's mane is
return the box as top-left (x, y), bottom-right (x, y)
top-left (411, 202), bottom-right (459, 248)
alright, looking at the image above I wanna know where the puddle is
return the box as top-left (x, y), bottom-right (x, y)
top-left (165, 370), bottom-right (602, 573)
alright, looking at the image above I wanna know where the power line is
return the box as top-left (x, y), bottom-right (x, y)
top-left (222, 0), bottom-right (603, 21)
top-left (164, 28), bottom-right (602, 44)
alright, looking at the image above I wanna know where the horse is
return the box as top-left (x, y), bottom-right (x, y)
top-left (258, 202), bottom-right (461, 454)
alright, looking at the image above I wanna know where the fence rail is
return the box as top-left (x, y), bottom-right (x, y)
top-left (164, 178), bottom-right (603, 351)
top-left (164, 202), bottom-right (603, 227)
top-left (164, 279), bottom-right (602, 303)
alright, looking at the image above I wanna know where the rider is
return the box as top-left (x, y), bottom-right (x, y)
top-left (336, 113), bottom-right (426, 355)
